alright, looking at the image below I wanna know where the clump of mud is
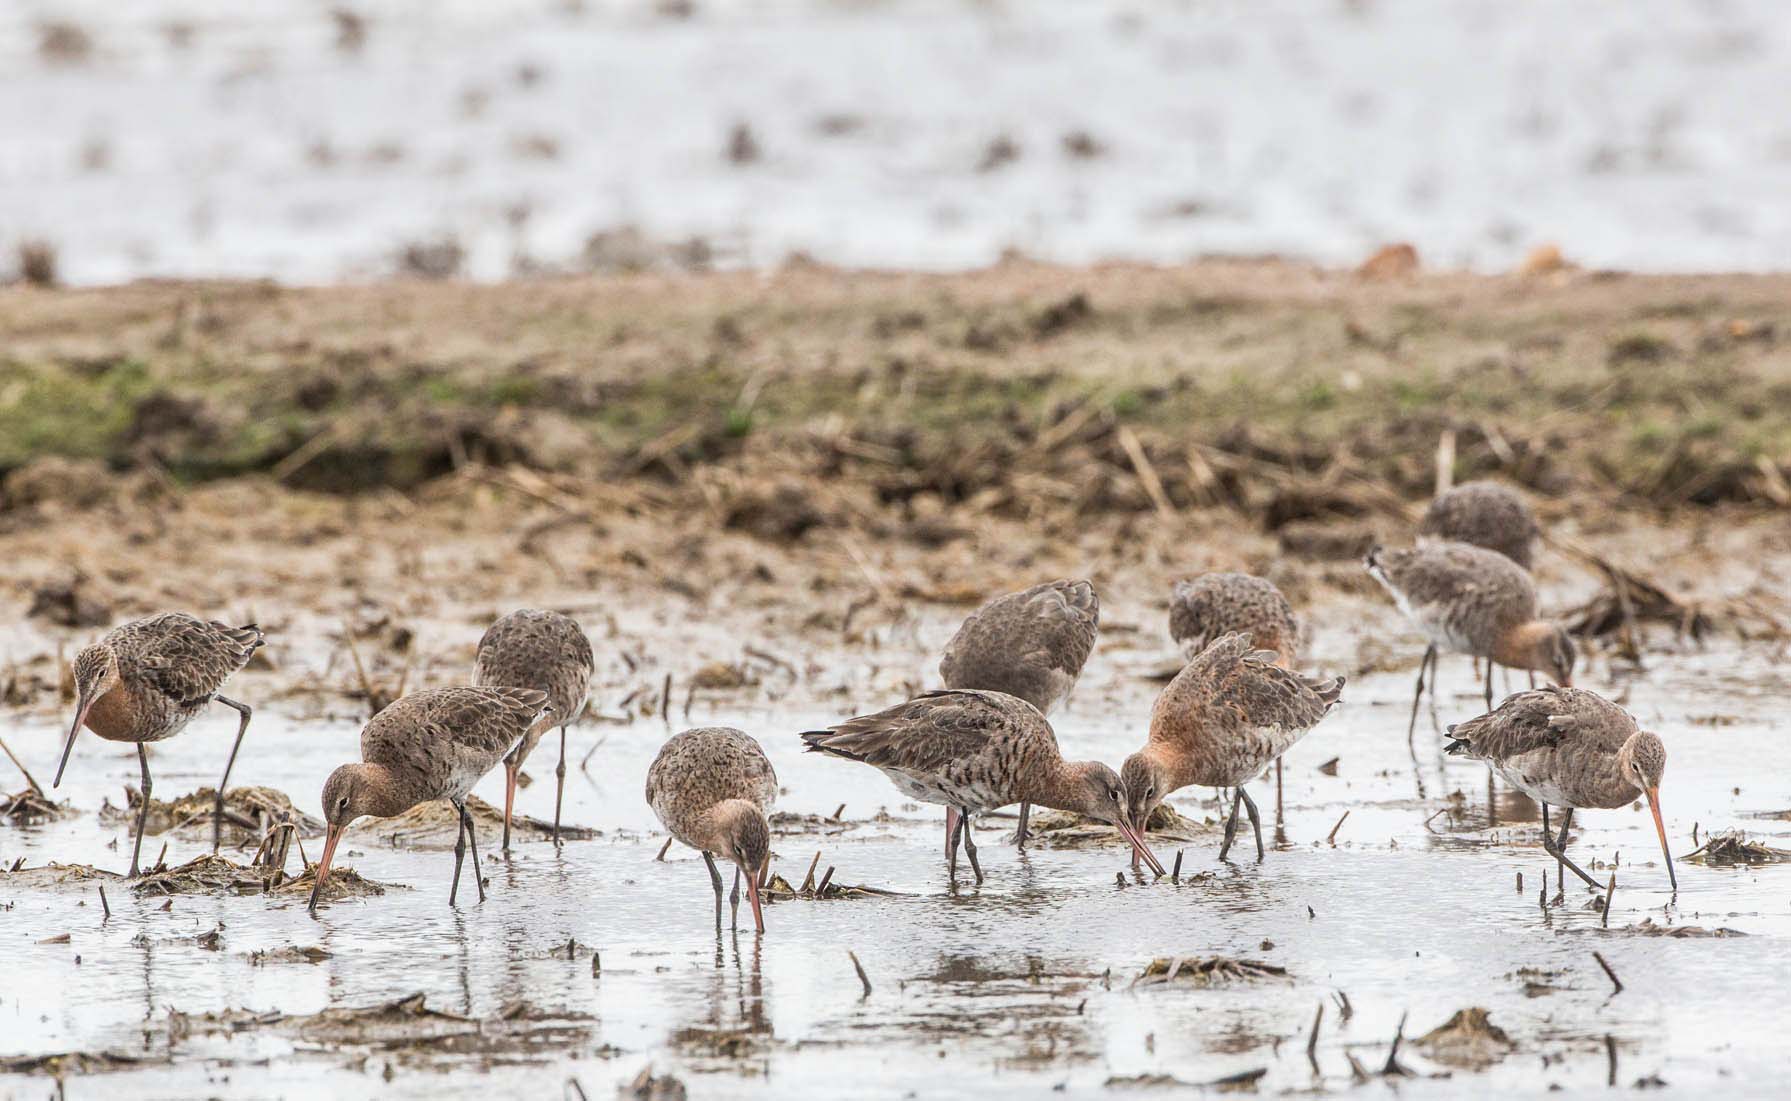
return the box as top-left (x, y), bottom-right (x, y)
top-left (1, 787), bottom-right (70, 825)
top-left (1134, 956), bottom-right (1288, 987)
top-left (622, 1065), bottom-right (689, 1100)
top-left (100, 785), bottom-right (323, 843)
top-left (156, 993), bottom-right (597, 1057)
top-left (1414, 1007), bottom-right (1514, 1068)
top-left (0, 861), bottom-right (122, 889)
top-left (248, 945), bottom-right (332, 965)
top-left (278, 862), bottom-right (401, 906)
top-left (1022, 803), bottom-right (1204, 848)
top-left (131, 853), bottom-right (397, 902)
top-left (351, 794), bottom-right (596, 850)
top-left (1683, 832), bottom-right (1791, 865)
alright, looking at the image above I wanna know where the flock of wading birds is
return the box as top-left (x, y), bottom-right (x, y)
top-left (42, 480), bottom-right (1678, 934)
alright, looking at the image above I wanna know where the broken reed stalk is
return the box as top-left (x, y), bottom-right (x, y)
top-left (98, 885), bottom-right (110, 920)
top-left (848, 950), bottom-right (872, 999)
top-left (567, 1076), bottom-right (590, 1101)
top-left (655, 837), bottom-right (673, 861)
top-left (1171, 850), bottom-right (1183, 882)
top-left (800, 851), bottom-right (822, 893)
top-left (1381, 1011), bottom-right (1408, 1075)
top-left (817, 866), bottom-right (835, 895)
top-left (1593, 951), bottom-right (1623, 995)
top-left (1601, 873), bottom-right (1616, 927)
top-left (1605, 1034), bottom-right (1617, 1086)
top-left (1306, 1003), bottom-right (1324, 1073)
top-left (0, 734), bottom-right (44, 796)
top-left (1326, 810), bottom-right (1350, 845)
top-left (660, 673), bottom-right (672, 726)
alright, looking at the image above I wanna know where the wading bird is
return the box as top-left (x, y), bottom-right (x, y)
top-left (309, 686), bottom-right (552, 913)
top-left (802, 689), bottom-right (1163, 884)
top-left (54, 614), bottom-right (263, 876)
top-left (1121, 634), bottom-right (1343, 863)
top-left (1418, 480), bottom-right (1540, 570)
top-left (1168, 572), bottom-right (1301, 790)
top-left (646, 727), bottom-right (776, 933)
top-left (1366, 542), bottom-right (1574, 737)
top-left (1446, 685), bottom-right (1676, 892)
top-left (472, 609), bottom-right (594, 851)
top-left (939, 578), bottom-right (1099, 852)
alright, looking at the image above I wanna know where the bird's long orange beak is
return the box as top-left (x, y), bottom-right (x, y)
top-left (1645, 786), bottom-right (1676, 893)
top-left (308, 824), bottom-right (345, 914)
top-left (53, 692), bottom-right (95, 788)
top-left (1116, 815), bottom-right (1166, 876)
top-left (746, 858), bottom-right (767, 934)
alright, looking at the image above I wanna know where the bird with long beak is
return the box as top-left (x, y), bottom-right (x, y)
top-left (646, 727), bottom-right (777, 934)
top-left (471, 609), bottom-right (594, 852)
top-left (54, 614), bottom-right (263, 876)
top-left (801, 689), bottom-right (1165, 883)
top-left (1446, 685), bottom-right (1677, 892)
top-left (1120, 634), bottom-right (1344, 864)
top-left (308, 686), bottom-right (552, 914)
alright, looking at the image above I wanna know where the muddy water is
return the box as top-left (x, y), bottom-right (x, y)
top-left (2, 639), bottom-right (1788, 1099)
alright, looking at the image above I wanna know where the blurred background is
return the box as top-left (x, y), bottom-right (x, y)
top-left (5, 0), bottom-right (1789, 286)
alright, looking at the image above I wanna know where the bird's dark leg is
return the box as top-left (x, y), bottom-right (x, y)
top-left (1555, 807), bottom-right (1574, 853)
top-left (1015, 801), bottom-right (1031, 852)
top-left (1239, 788), bottom-right (1264, 862)
top-left (457, 799), bottom-right (487, 903)
top-left (1484, 661), bottom-right (1495, 711)
top-left (1426, 649), bottom-right (1442, 733)
top-left (129, 743), bottom-right (153, 878)
top-left (959, 808), bottom-right (984, 885)
top-left (1406, 645), bottom-right (1436, 745)
top-left (1218, 789), bottom-right (1243, 862)
top-left (1540, 804), bottom-right (1601, 890)
top-left (552, 726), bottom-right (568, 849)
top-left (729, 865), bottom-right (741, 930)
top-left (703, 852), bottom-right (725, 928)
top-left (211, 695), bottom-right (253, 856)
top-left (449, 808), bottom-right (468, 906)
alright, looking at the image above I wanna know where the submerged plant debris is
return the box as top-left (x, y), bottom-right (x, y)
top-left (1, 786), bottom-right (68, 825)
top-left (131, 854), bottom-right (397, 902)
top-left (350, 794), bottom-right (597, 850)
top-left (1414, 1007), bottom-right (1514, 1068)
top-left (153, 993), bottom-right (598, 1057)
top-left (1134, 957), bottom-right (1289, 987)
top-left (0, 1051), bottom-right (168, 1075)
top-left (1565, 918), bottom-right (1749, 938)
top-left (1023, 803), bottom-right (1205, 848)
top-left (0, 861), bottom-right (122, 890)
top-left (100, 785), bottom-right (324, 842)
top-left (1683, 832), bottom-right (1791, 865)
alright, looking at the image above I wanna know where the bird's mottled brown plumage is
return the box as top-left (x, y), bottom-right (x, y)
top-left (939, 579), bottom-right (1099, 714)
top-left (1168, 573), bottom-right (1299, 666)
top-left (473, 608), bottom-right (595, 848)
top-left (310, 685), bottom-right (552, 912)
top-left (1446, 685), bottom-right (1675, 890)
top-left (802, 689), bottom-right (1163, 878)
top-left (55, 612), bottom-right (264, 876)
top-left (645, 727), bottom-right (777, 932)
top-left (1366, 542), bottom-right (1573, 681)
top-left (1418, 481), bottom-right (1540, 570)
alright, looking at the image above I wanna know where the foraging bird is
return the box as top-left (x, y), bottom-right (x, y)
top-left (1366, 542), bottom-right (1574, 737)
top-left (472, 609), bottom-right (594, 851)
top-left (802, 689), bottom-right (1163, 883)
top-left (1168, 573), bottom-right (1298, 667)
top-left (939, 578), bottom-right (1099, 852)
top-left (1418, 480), bottom-right (1540, 571)
top-left (54, 614), bottom-right (263, 876)
top-left (645, 727), bottom-right (776, 934)
top-left (309, 686), bottom-right (552, 913)
top-left (1121, 634), bottom-right (1343, 863)
top-left (1446, 686), bottom-right (1676, 892)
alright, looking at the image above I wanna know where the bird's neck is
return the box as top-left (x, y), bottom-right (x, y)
top-left (1491, 621), bottom-right (1550, 671)
top-left (359, 764), bottom-right (417, 820)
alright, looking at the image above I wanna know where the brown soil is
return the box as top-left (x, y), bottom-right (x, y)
top-left (1415, 1007), bottom-right (1515, 1068)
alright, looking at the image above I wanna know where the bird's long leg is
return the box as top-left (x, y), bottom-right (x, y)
top-left (1406, 645), bottom-right (1436, 745)
top-left (1540, 804), bottom-right (1601, 890)
top-left (211, 695), bottom-right (253, 856)
top-left (703, 852), bottom-right (725, 928)
top-left (449, 807), bottom-right (468, 906)
top-left (1484, 661), bottom-right (1495, 711)
top-left (945, 808), bottom-right (962, 882)
top-left (1555, 807), bottom-right (1574, 853)
top-left (1239, 787), bottom-right (1264, 862)
top-left (1218, 789), bottom-right (1243, 862)
top-left (457, 799), bottom-right (487, 903)
top-left (1426, 649), bottom-right (1442, 733)
top-left (1015, 801), bottom-right (1031, 852)
top-left (501, 760), bottom-right (516, 855)
top-left (959, 808), bottom-right (984, 885)
top-left (129, 744), bottom-right (153, 878)
top-left (729, 865), bottom-right (741, 930)
top-left (552, 726), bottom-right (569, 849)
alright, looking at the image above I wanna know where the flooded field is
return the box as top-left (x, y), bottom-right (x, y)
top-left (6, 1), bottom-right (1791, 282)
top-left (3, 588), bottom-right (1789, 1098)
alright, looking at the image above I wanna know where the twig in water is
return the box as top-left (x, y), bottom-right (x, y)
top-left (660, 673), bottom-right (672, 726)
top-left (98, 885), bottom-right (110, 921)
top-left (1593, 951), bottom-right (1623, 995)
top-left (800, 851), bottom-right (822, 893)
top-left (1115, 872), bottom-right (1126, 889)
top-left (0, 734), bottom-right (44, 796)
top-left (1345, 1052), bottom-right (1370, 1084)
top-left (817, 867), bottom-right (835, 894)
top-left (1326, 811), bottom-right (1350, 845)
top-left (1381, 1011), bottom-right (1411, 1076)
top-left (830, 803), bottom-right (846, 822)
top-left (592, 952), bottom-right (601, 978)
top-left (1516, 871), bottom-right (1523, 894)
top-left (1306, 1002), bottom-right (1324, 1074)
top-left (849, 950), bottom-right (872, 999)
top-left (1332, 989), bottom-right (1354, 1020)
top-left (1171, 850), bottom-right (1183, 882)
top-left (566, 1076), bottom-right (590, 1101)
top-left (1602, 873), bottom-right (1617, 927)
top-left (1605, 1034), bottom-right (1617, 1087)
top-left (655, 837), bottom-right (673, 862)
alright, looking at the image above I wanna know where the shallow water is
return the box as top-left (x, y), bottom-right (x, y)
top-left (2, 632), bottom-right (1787, 1098)
top-left (6, 1), bottom-right (1791, 283)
